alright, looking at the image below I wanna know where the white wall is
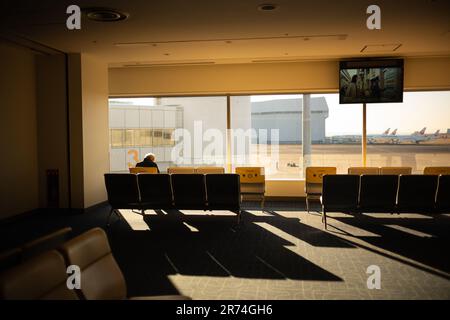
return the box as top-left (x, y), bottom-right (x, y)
top-left (109, 60), bottom-right (339, 96)
top-left (81, 55), bottom-right (109, 208)
top-left (68, 53), bottom-right (109, 209)
top-left (0, 40), bottom-right (39, 219)
top-left (109, 57), bottom-right (450, 96)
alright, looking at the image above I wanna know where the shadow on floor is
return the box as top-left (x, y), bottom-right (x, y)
top-left (109, 208), bottom-right (346, 296)
top-left (327, 213), bottom-right (450, 276)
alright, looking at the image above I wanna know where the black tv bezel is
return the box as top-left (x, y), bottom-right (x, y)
top-left (339, 58), bottom-right (404, 104)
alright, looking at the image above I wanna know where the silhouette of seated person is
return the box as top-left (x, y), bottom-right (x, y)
top-left (136, 153), bottom-right (160, 173)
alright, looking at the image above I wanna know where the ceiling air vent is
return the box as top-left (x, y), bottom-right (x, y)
top-left (83, 7), bottom-right (129, 22)
top-left (123, 61), bottom-right (216, 67)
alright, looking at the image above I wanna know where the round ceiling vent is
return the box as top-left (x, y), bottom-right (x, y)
top-left (258, 3), bottom-right (278, 11)
top-left (84, 8), bottom-right (129, 22)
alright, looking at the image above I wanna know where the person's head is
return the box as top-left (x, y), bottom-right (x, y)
top-left (144, 153), bottom-right (155, 162)
top-left (351, 75), bottom-right (358, 83)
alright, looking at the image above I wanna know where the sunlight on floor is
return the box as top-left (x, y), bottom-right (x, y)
top-left (117, 209), bottom-right (149, 231)
top-left (183, 222), bottom-right (199, 232)
top-left (362, 213), bottom-right (433, 219)
top-left (270, 211), bottom-right (304, 218)
top-left (178, 210), bottom-right (236, 216)
top-left (245, 210), bottom-right (275, 216)
top-left (384, 224), bottom-right (434, 238)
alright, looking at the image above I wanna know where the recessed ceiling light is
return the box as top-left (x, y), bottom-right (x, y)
top-left (258, 3), bottom-right (278, 11)
top-left (84, 7), bottom-right (129, 22)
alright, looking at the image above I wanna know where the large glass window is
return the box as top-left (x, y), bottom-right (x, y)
top-left (310, 93), bottom-right (362, 173)
top-left (109, 97), bottom-right (226, 172)
top-left (230, 95), bottom-right (303, 179)
top-left (230, 94), bottom-right (363, 179)
top-left (366, 91), bottom-right (450, 173)
top-left (109, 91), bottom-right (449, 176)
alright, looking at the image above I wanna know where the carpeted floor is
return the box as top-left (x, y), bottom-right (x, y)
top-left (1, 202), bottom-right (449, 299)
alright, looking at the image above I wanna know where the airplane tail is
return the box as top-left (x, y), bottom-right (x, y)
top-left (383, 128), bottom-right (390, 135)
top-left (419, 127), bottom-right (426, 135)
top-left (434, 129), bottom-right (440, 135)
top-left (391, 129), bottom-right (397, 136)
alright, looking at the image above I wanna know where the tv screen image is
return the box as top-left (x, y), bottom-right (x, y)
top-left (339, 60), bottom-right (404, 104)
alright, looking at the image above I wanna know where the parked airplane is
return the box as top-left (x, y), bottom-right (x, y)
top-left (332, 128), bottom-right (449, 145)
top-left (367, 128), bottom-right (395, 144)
top-left (390, 127), bottom-right (431, 144)
top-left (369, 127), bottom-right (431, 144)
top-left (412, 127), bottom-right (427, 136)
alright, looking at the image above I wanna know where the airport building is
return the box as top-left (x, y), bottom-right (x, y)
top-left (109, 102), bottom-right (183, 172)
top-left (251, 97), bottom-right (328, 143)
top-left (1, 0), bottom-right (450, 304)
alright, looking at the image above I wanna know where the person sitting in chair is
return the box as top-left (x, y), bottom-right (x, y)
top-left (136, 153), bottom-right (160, 173)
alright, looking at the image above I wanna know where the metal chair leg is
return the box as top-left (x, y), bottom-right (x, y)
top-left (306, 196), bottom-right (310, 213)
top-left (323, 209), bottom-right (327, 229)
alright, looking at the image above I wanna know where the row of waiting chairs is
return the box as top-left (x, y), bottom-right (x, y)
top-left (321, 174), bottom-right (450, 229)
top-left (130, 166), bottom-right (266, 208)
top-left (305, 166), bottom-right (450, 212)
top-left (0, 228), bottom-right (189, 300)
top-left (130, 166), bottom-right (265, 208)
top-left (104, 173), bottom-right (241, 225)
top-left (130, 166), bottom-right (226, 174)
top-left (347, 166), bottom-right (450, 175)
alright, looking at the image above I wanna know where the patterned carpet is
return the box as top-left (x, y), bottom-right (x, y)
top-left (1, 202), bottom-right (449, 300)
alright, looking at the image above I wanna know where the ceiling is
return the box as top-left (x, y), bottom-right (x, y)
top-left (1, 0), bottom-right (449, 66)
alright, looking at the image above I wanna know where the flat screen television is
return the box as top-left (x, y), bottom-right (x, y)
top-left (339, 59), bottom-right (404, 104)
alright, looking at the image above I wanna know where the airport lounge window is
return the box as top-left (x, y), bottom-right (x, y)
top-left (310, 93), bottom-right (362, 173)
top-left (230, 95), bottom-right (303, 179)
top-left (109, 97), bottom-right (227, 172)
top-left (366, 91), bottom-right (450, 173)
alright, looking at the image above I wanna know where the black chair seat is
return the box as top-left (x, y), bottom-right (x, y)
top-left (171, 174), bottom-right (207, 209)
top-left (137, 174), bottom-right (174, 209)
top-left (206, 174), bottom-right (241, 212)
top-left (436, 175), bottom-right (450, 213)
top-left (359, 175), bottom-right (398, 213)
top-left (322, 174), bottom-right (360, 212)
top-left (397, 175), bottom-right (438, 213)
top-left (104, 174), bottom-right (141, 210)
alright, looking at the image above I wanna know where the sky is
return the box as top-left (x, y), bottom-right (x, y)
top-left (110, 91), bottom-right (450, 137)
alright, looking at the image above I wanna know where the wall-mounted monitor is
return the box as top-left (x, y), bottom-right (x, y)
top-left (339, 59), bottom-right (404, 104)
